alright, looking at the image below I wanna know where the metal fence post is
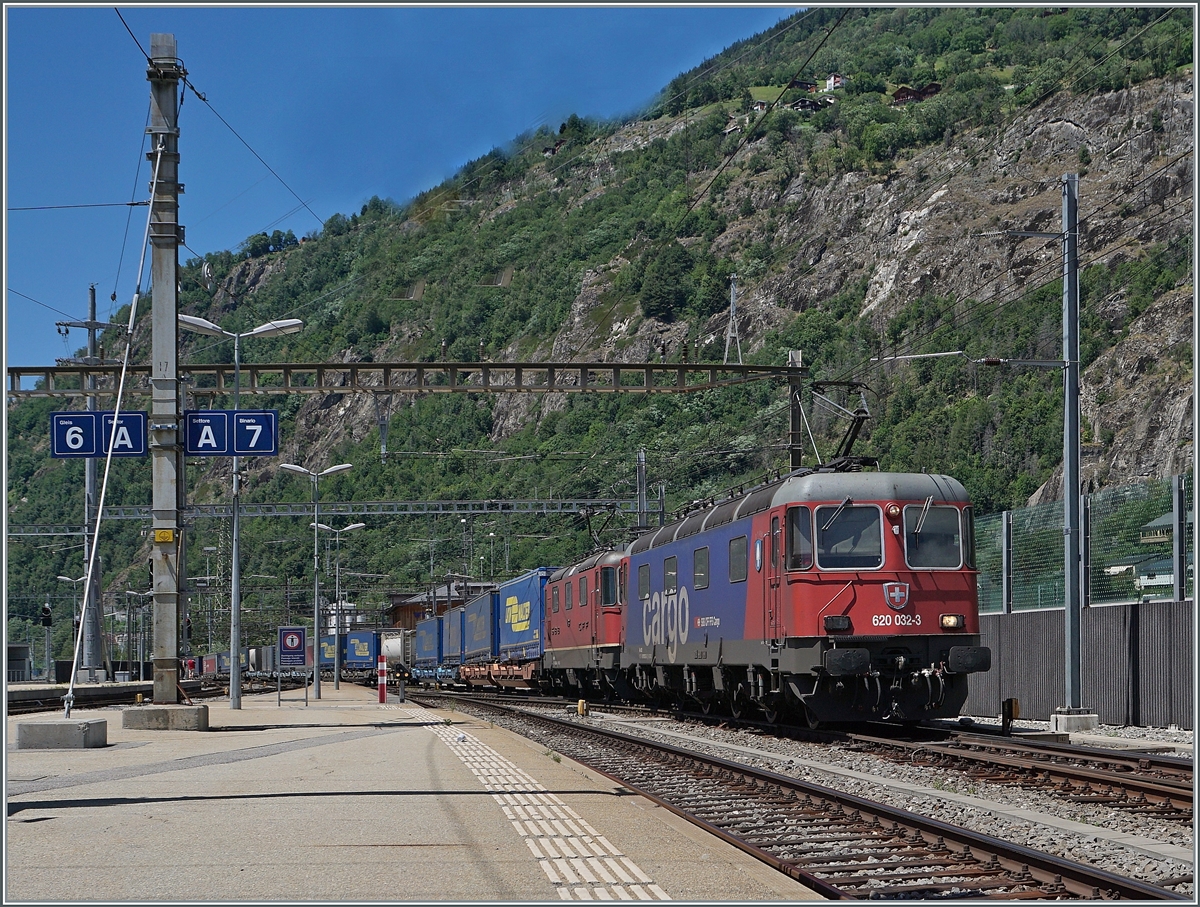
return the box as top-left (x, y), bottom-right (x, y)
top-left (1173, 474), bottom-right (1188, 602)
top-left (1001, 511), bottom-right (1013, 614)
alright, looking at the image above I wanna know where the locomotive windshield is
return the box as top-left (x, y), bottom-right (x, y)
top-left (903, 505), bottom-right (963, 568)
top-left (815, 505), bottom-right (883, 568)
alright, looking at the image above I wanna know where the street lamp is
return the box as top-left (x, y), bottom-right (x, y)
top-left (179, 314), bottom-right (303, 710)
top-left (280, 462), bottom-right (353, 699)
top-left (310, 521), bottom-right (366, 689)
top-left (57, 574), bottom-right (85, 633)
top-left (488, 532), bottom-right (495, 580)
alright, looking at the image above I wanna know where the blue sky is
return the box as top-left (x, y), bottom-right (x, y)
top-left (5, 5), bottom-right (798, 369)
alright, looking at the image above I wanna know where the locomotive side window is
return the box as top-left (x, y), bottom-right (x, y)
top-left (815, 505), bottom-right (883, 569)
top-left (904, 505), bottom-right (963, 568)
top-left (729, 536), bottom-right (748, 583)
top-left (565, 580), bottom-right (574, 610)
top-left (664, 556), bottom-right (678, 594)
top-left (693, 547), bottom-right (710, 590)
top-left (771, 516), bottom-right (780, 570)
top-left (638, 563), bottom-right (650, 600)
top-left (619, 563), bottom-right (628, 605)
top-left (600, 566), bottom-right (618, 606)
top-left (552, 586), bottom-right (560, 613)
top-left (963, 507), bottom-right (976, 569)
top-left (786, 506), bottom-right (813, 570)
top-left (579, 575), bottom-right (589, 608)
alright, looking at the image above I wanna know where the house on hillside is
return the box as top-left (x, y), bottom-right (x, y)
top-left (891, 82), bottom-right (943, 106)
top-left (788, 78), bottom-right (818, 93)
top-left (791, 96), bottom-right (835, 113)
top-left (825, 73), bottom-right (846, 91)
top-left (751, 99), bottom-right (769, 112)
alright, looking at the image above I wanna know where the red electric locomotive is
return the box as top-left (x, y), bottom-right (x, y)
top-left (542, 465), bottom-right (991, 726)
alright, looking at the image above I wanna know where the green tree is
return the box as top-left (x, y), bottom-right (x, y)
top-left (640, 242), bottom-right (693, 322)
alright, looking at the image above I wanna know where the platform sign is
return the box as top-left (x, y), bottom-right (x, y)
top-left (51, 411), bottom-right (148, 458)
top-left (184, 410), bottom-right (278, 456)
top-left (232, 410), bottom-right (278, 455)
top-left (100, 412), bottom-right (148, 456)
top-left (184, 411), bottom-right (228, 455)
top-left (278, 626), bottom-right (307, 667)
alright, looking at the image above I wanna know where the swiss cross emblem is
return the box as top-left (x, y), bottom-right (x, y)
top-left (884, 582), bottom-right (909, 611)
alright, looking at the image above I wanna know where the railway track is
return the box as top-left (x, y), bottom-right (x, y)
top-left (842, 730), bottom-right (1194, 821)
top-left (412, 693), bottom-right (1186, 900)
top-left (416, 689), bottom-right (1194, 822)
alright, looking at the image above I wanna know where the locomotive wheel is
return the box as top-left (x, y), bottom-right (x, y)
top-left (699, 697), bottom-right (716, 716)
top-left (729, 686), bottom-right (750, 720)
top-left (762, 702), bottom-right (782, 725)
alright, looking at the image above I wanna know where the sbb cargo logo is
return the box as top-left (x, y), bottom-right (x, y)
top-left (642, 586), bottom-right (690, 663)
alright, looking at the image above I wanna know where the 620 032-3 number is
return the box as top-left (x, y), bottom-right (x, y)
top-left (872, 613), bottom-right (922, 627)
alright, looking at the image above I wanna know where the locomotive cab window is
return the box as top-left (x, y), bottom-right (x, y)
top-left (600, 566), bottom-right (618, 606)
top-left (552, 586), bottom-right (560, 613)
top-left (786, 506), bottom-right (813, 570)
top-left (565, 581), bottom-right (574, 610)
top-left (579, 575), bottom-right (589, 609)
top-left (664, 556), bottom-right (678, 594)
top-left (693, 547), bottom-right (710, 590)
top-left (904, 504), bottom-right (963, 568)
top-left (729, 536), bottom-right (748, 583)
top-left (638, 563), bottom-right (650, 600)
top-left (815, 504), bottom-right (883, 569)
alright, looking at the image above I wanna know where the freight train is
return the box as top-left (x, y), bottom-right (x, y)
top-left (195, 628), bottom-right (413, 685)
top-left (412, 464), bottom-right (992, 727)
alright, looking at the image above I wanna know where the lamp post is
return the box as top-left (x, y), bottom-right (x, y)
top-left (488, 532), bottom-right (495, 580)
top-left (179, 314), bottom-right (303, 710)
top-left (310, 521), bottom-right (366, 690)
top-left (57, 574), bottom-right (85, 634)
top-left (280, 462), bottom-right (353, 699)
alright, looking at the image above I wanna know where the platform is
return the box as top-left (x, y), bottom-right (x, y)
top-left (6, 683), bottom-right (822, 902)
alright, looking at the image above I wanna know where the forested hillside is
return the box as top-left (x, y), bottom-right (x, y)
top-left (7, 7), bottom-right (1193, 645)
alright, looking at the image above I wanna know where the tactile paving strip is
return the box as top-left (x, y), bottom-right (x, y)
top-left (403, 709), bottom-right (670, 901)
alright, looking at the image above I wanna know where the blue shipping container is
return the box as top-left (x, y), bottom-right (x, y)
top-left (344, 630), bottom-right (379, 668)
top-left (498, 567), bottom-right (556, 660)
top-left (414, 617), bottom-right (442, 667)
top-left (319, 635), bottom-right (338, 666)
top-left (442, 607), bottom-right (464, 665)
top-left (464, 592), bottom-right (500, 662)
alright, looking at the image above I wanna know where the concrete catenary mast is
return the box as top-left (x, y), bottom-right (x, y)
top-left (146, 34), bottom-right (186, 704)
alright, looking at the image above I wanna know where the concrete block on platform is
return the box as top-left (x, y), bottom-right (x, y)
top-left (121, 705), bottom-right (209, 731)
top-left (1049, 710), bottom-right (1099, 733)
top-left (16, 718), bottom-right (107, 749)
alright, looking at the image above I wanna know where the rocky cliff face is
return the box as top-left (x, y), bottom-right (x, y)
top-left (527, 74), bottom-right (1194, 499)
top-left (262, 76), bottom-right (1191, 502)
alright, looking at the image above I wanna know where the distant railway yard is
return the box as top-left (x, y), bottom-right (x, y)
top-left (408, 691), bottom-right (1194, 900)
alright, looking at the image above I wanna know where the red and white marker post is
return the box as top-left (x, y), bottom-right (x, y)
top-left (377, 654), bottom-right (387, 704)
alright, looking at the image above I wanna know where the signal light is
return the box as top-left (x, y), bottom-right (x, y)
top-left (40, 604), bottom-right (53, 627)
top-left (823, 615), bottom-right (851, 632)
top-left (940, 614), bottom-right (965, 629)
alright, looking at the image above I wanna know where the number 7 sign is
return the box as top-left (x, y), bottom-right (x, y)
top-left (233, 411), bottom-right (278, 455)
